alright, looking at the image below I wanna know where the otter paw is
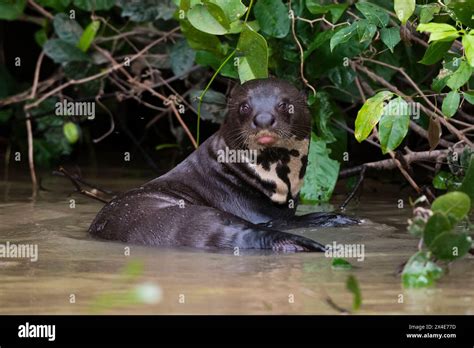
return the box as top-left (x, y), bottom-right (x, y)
top-left (299, 212), bottom-right (361, 227)
top-left (272, 240), bottom-right (307, 252)
top-left (271, 237), bottom-right (326, 252)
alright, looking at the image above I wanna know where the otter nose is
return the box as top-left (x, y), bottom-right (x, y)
top-left (252, 113), bottom-right (276, 128)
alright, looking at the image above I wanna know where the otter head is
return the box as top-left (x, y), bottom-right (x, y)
top-left (221, 78), bottom-right (312, 204)
top-left (221, 78), bottom-right (311, 150)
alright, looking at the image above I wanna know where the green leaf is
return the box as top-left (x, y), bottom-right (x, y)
top-left (254, 0), bottom-right (290, 38)
top-left (306, 1), bottom-right (348, 23)
top-left (462, 32), bottom-right (474, 67)
top-left (77, 20), bottom-right (100, 52)
top-left (354, 91), bottom-right (394, 142)
top-left (330, 23), bottom-right (357, 51)
top-left (190, 89), bottom-right (227, 123)
top-left (118, 0), bottom-right (176, 21)
top-left (394, 0), bottom-right (415, 25)
top-left (432, 171), bottom-right (461, 190)
top-left (236, 24), bottom-right (268, 83)
top-left (355, 2), bottom-right (389, 28)
top-left (419, 3), bottom-right (441, 24)
top-left (326, 112), bottom-right (347, 162)
top-left (187, 3), bottom-right (230, 35)
top-left (63, 122), bottom-right (80, 144)
top-left (447, 60), bottom-right (473, 90)
top-left (0, 0), bottom-right (26, 20)
top-left (195, 50), bottom-right (238, 78)
top-left (378, 97), bottom-right (410, 154)
top-left (432, 191), bottom-right (471, 221)
top-left (402, 251), bottom-right (443, 288)
top-left (432, 75), bottom-right (449, 93)
top-left (346, 275), bottom-right (362, 311)
top-left (37, 0), bottom-right (71, 11)
top-left (441, 91), bottom-right (460, 117)
top-left (300, 134), bottom-right (340, 203)
top-left (34, 29), bottom-right (48, 47)
top-left (31, 98), bottom-right (58, 120)
top-left (407, 216), bottom-right (426, 237)
top-left (417, 23), bottom-right (460, 42)
top-left (327, 66), bottom-right (356, 89)
top-left (380, 27), bottom-right (401, 53)
top-left (180, 20), bottom-right (223, 55)
top-left (448, 0), bottom-right (474, 27)
top-left (356, 19), bottom-right (377, 43)
top-left (63, 62), bottom-right (101, 95)
top-left (419, 40), bottom-right (453, 65)
top-left (53, 13), bottom-right (83, 45)
top-left (73, 0), bottom-right (115, 11)
top-left (459, 157), bottom-right (474, 202)
top-left (311, 91), bottom-right (336, 142)
top-left (43, 39), bottom-right (90, 64)
top-left (464, 91), bottom-right (474, 105)
top-left (430, 232), bottom-right (472, 261)
top-left (460, 148), bottom-right (473, 170)
top-left (304, 30), bottom-right (334, 58)
top-left (424, 212), bottom-right (453, 247)
top-left (208, 0), bottom-right (247, 22)
top-left (170, 39), bottom-right (196, 76)
top-left (331, 258), bottom-right (353, 270)
top-left (34, 114), bottom-right (73, 168)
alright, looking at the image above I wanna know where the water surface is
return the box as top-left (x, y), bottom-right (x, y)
top-left (0, 171), bottom-right (473, 314)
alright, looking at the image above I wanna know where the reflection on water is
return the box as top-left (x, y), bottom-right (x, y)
top-left (0, 172), bottom-right (473, 314)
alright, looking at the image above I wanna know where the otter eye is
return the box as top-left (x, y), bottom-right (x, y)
top-left (278, 102), bottom-right (289, 112)
top-left (239, 103), bottom-right (251, 115)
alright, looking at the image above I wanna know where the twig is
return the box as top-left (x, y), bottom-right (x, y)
top-left (116, 114), bottom-right (162, 173)
top-left (29, 51), bottom-right (45, 99)
top-left (197, 50), bottom-right (236, 146)
top-left (17, 14), bottom-right (44, 26)
top-left (296, 16), bottom-right (350, 29)
top-left (339, 148), bottom-right (465, 178)
top-left (52, 169), bottom-right (114, 195)
top-left (409, 121), bottom-right (452, 148)
top-left (94, 42), bottom-right (198, 148)
top-left (289, 0), bottom-right (316, 96)
top-left (25, 27), bottom-right (180, 110)
top-left (374, 126), bottom-right (422, 194)
top-left (354, 64), bottom-right (451, 148)
top-left (27, 0), bottom-right (53, 20)
top-left (25, 111), bottom-right (37, 193)
top-left (332, 119), bottom-right (381, 149)
top-left (169, 101), bottom-right (198, 148)
top-left (355, 63), bottom-right (456, 148)
top-left (354, 75), bottom-right (366, 102)
top-left (93, 96), bottom-right (116, 143)
top-left (24, 51), bottom-right (45, 192)
top-left (58, 167), bottom-right (109, 203)
top-left (340, 166), bottom-right (366, 210)
top-left (357, 58), bottom-right (473, 147)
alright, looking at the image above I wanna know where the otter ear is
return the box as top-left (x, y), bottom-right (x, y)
top-left (299, 89), bottom-right (308, 104)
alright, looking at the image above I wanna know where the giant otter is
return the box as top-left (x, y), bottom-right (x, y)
top-left (89, 78), bottom-right (358, 252)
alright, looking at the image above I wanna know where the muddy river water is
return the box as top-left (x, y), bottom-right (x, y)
top-left (0, 170), bottom-right (473, 314)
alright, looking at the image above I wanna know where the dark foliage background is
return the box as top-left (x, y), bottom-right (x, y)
top-left (0, 0), bottom-right (472, 201)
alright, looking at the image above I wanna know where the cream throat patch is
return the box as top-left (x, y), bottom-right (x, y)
top-left (247, 137), bottom-right (309, 204)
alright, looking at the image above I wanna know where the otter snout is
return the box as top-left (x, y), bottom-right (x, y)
top-left (252, 112), bottom-right (276, 129)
